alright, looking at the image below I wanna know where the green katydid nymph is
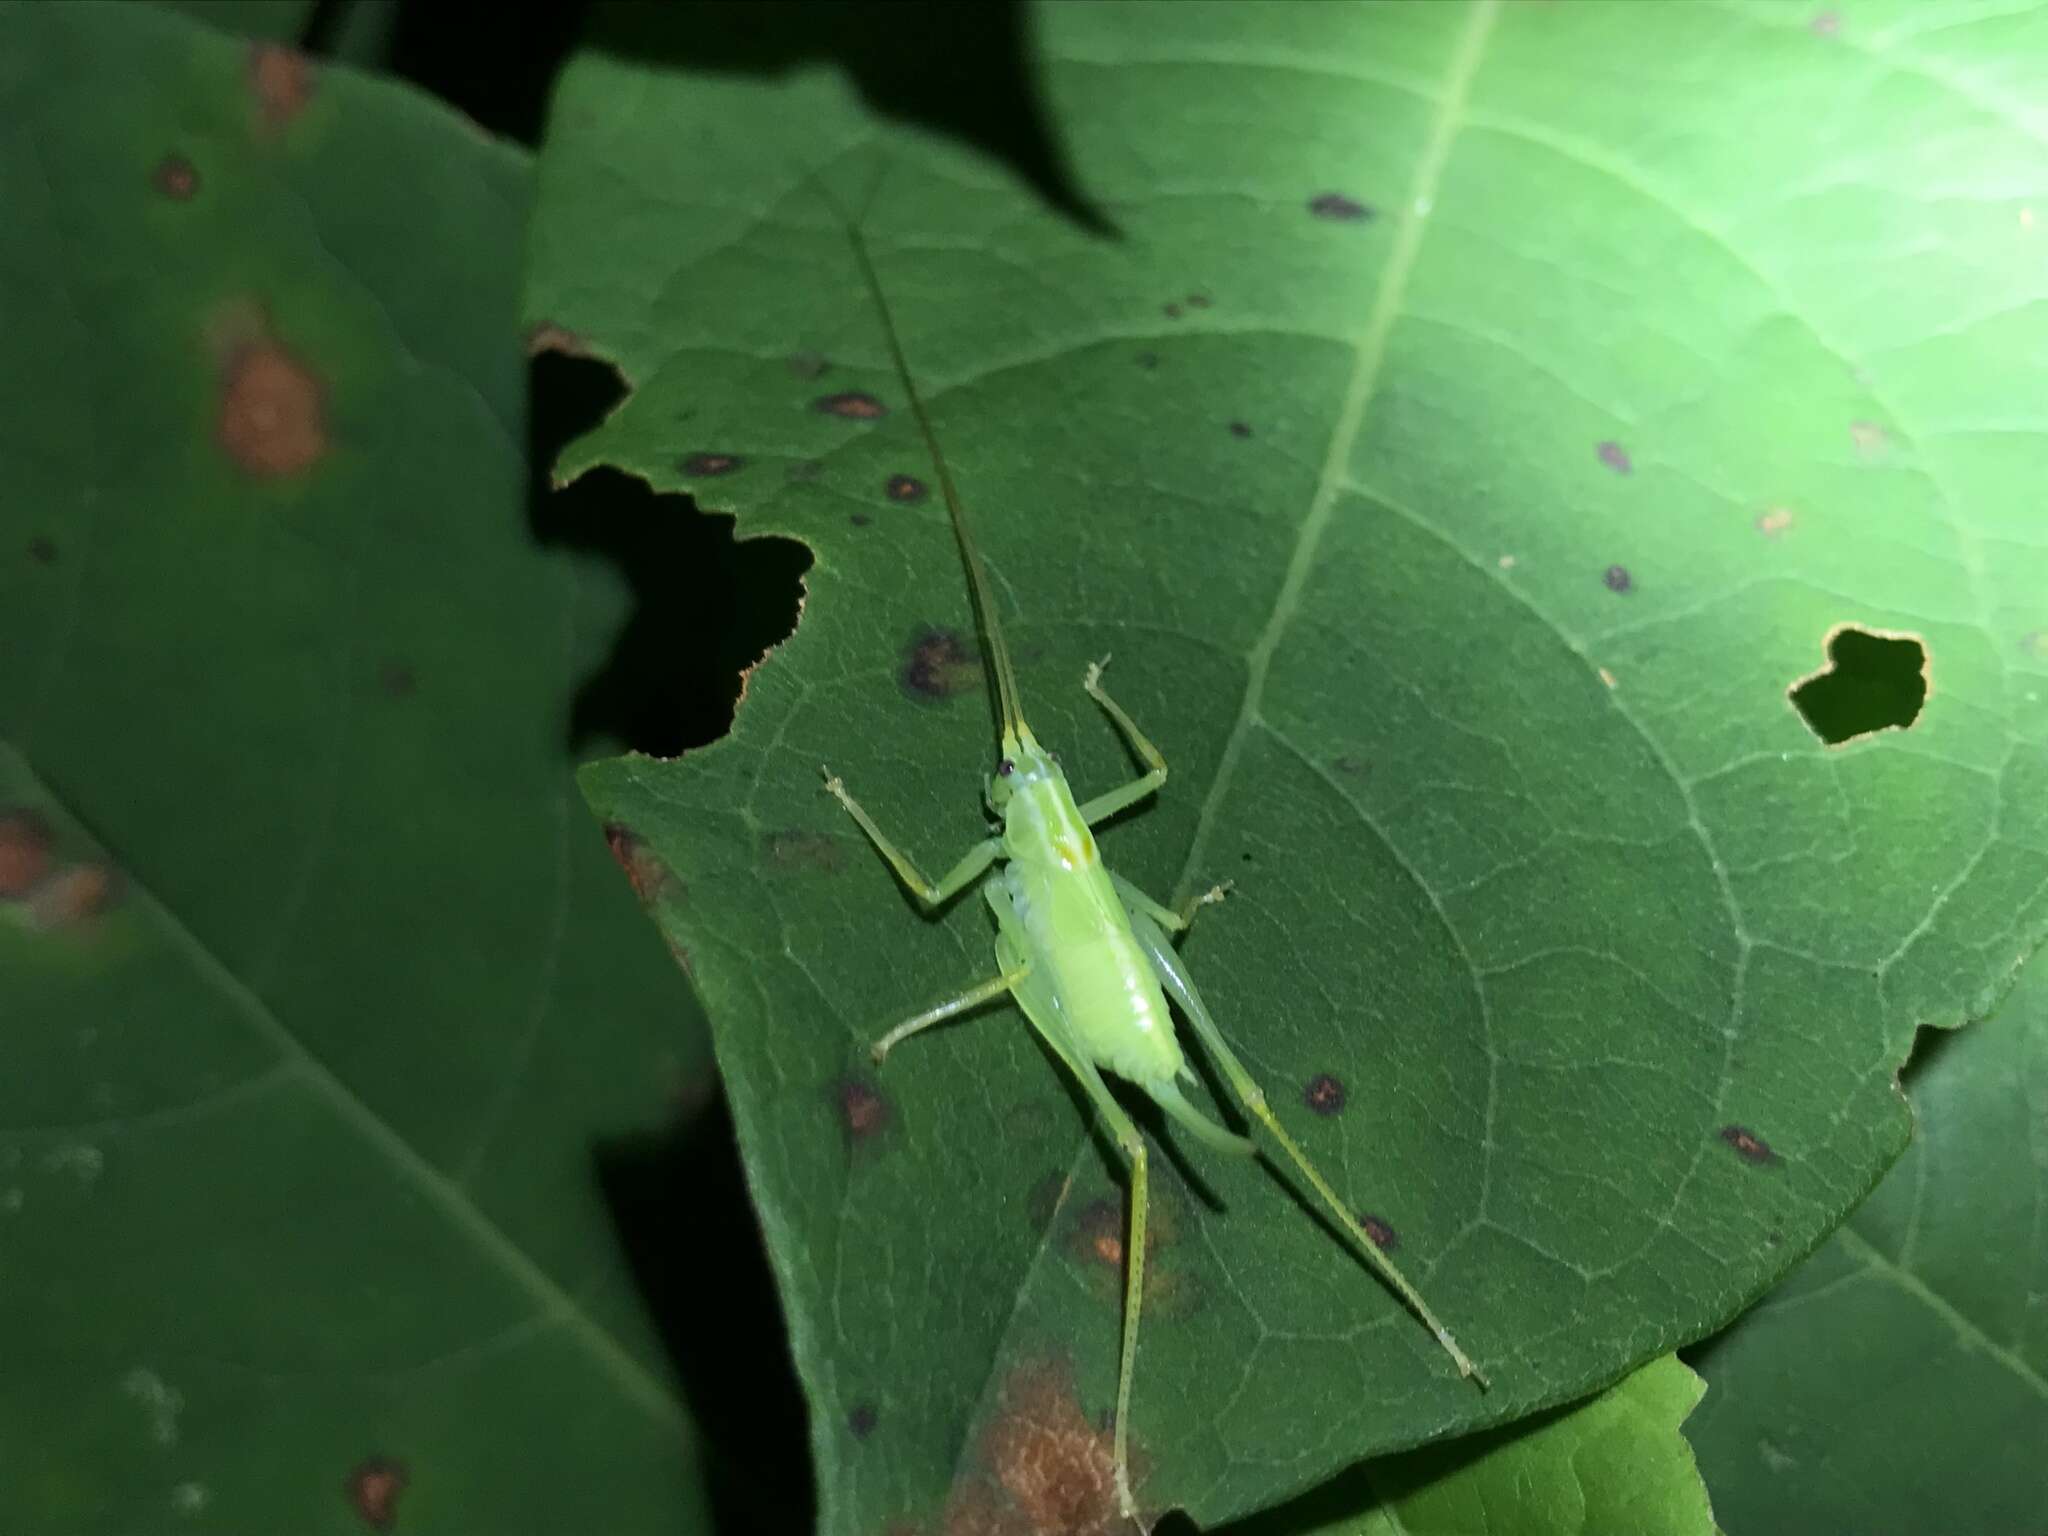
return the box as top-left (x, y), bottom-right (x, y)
top-left (819, 215), bottom-right (1486, 1525)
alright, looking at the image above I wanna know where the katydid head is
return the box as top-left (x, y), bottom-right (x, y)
top-left (986, 726), bottom-right (1059, 814)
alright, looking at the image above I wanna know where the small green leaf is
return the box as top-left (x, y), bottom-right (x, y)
top-left (1686, 938), bottom-right (2048, 1534)
top-left (531, 1), bottom-right (2048, 1529)
top-left (1226, 1355), bottom-right (1719, 1536)
top-left (0, 5), bottom-right (712, 1531)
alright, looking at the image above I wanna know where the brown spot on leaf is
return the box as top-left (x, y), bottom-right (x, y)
top-left (525, 322), bottom-right (595, 360)
top-left (1598, 665), bottom-right (1618, 689)
top-left (948, 1359), bottom-right (1126, 1536)
top-left (1849, 419), bottom-right (1887, 456)
top-left (1332, 754), bottom-right (1369, 777)
top-left (788, 350), bottom-right (829, 380)
top-left (604, 823), bottom-right (676, 903)
top-left (814, 390), bottom-right (887, 420)
top-left (1756, 506), bottom-right (1794, 538)
top-left (1162, 302), bottom-right (1182, 319)
top-left (850, 513), bottom-right (872, 527)
top-left (1134, 352), bottom-right (1159, 370)
top-left (1070, 1197), bottom-right (1126, 1269)
top-left (1227, 420), bottom-right (1252, 439)
top-left (680, 452), bottom-right (744, 477)
top-left (902, 626), bottom-right (981, 701)
top-left (1309, 192), bottom-right (1373, 221)
top-left (1718, 1124), bottom-right (1778, 1166)
top-left (346, 1458), bottom-right (407, 1533)
top-left (1811, 8), bottom-right (1841, 37)
top-left (218, 335), bottom-right (327, 479)
top-left (886, 473), bottom-right (929, 503)
top-left (28, 535), bottom-right (57, 564)
top-left (1358, 1213), bottom-right (1398, 1252)
top-left (1187, 293), bottom-right (1210, 309)
top-left (152, 154), bottom-right (198, 200)
top-left (1303, 1073), bottom-right (1346, 1116)
top-left (249, 44), bottom-right (314, 132)
top-left (0, 810), bottom-right (54, 898)
top-left (1603, 564), bottom-right (1633, 594)
top-left (1596, 440), bottom-right (1632, 475)
top-left (849, 1401), bottom-right (879, 1440)
top-left (31, 863), bottom-right (120, 928)
top-left (835, 1075), bottom-right (890, 1142)
top-left (376, 660), bottom-right (416, 698)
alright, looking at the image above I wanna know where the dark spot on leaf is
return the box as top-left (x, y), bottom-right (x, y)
top-left (835, 1075), bottom-right (890, 1142)
top-left (0, 809), bottom-right (54, 898)
top-left (848, 1401), bottom-right (878, 1440)
top-left (1240, 851), bottom-right (1253, 863)
top-left (1135, 351), bottom-right (1159, 370)
top-left (1789, 624), bottom-right (1928, 745)
top-left (1227, 420), bottom-right (1252, 439)
top-left (1604, 564), bottom-right (1633, 594)
top-left (679, 452), bottom-right (743, 477)
top-left (1309, 192), bottom-right (1373, 221)
top-left (948, 1358), bottom-right (1125, 1536)
top-left (1719, 1124), bottom-right (1778, 1166)
top-left (1766, 1228), bottom-right (1784, 1246)
top-left (218, 333), bottom-right (327, 479)
top-left (248, 43), bottom-right (314, 132)
top-left (788, 350), bottom-right (829, 380)
top-left (1187, 293), bottom-right (1210, 308)
top-left (849, 513), bottom-right (871, 528)
top-left (376, 660), bottom-right (415, 698)
top-left (1303, 1073), bottom-right (1346, 1116)
top-left (152, 153), bottom-right (198, 200)
top-left (28, 536), bottom-right (57, 564)
top-left (786, 459), bottom-right (823, 483)
top-left (1811, 8), bottom-right (1841, 37)
top-left (1596, 440), bottom-right (1632, 475)
top-left (886, 473), bottom-right (928, 503)
top-left (1163, 302), bottom-right (1182, 319)
top-left (901, 626), bottom-right (980, 701)
top-left (1332, 754), bottom-right (1369, 776)
top-left (1358, 1213), bottom-right (1398, 1252)
top-left (346, 1458), bottom-right (407, 1534)
top-left (1070, 1197), bottom-right (1126, 1269)
top-left (814, 390), bottom-right (887, 420)
top-left (604, 823), bottom-right (676, 903)
top-left (765, 830), bottom-right (844, 875)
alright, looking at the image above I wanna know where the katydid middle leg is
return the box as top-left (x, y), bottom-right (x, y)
top-left (870, 963), bottom-right (1031, 1063)
top-left (1121, 902), bottom-right (1486, 1385)
top-left (1111, 870), bottom-right (1233, 937)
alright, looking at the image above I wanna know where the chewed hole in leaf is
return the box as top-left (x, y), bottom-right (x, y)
top-left (1788, 624), bottom-right (1928, 746)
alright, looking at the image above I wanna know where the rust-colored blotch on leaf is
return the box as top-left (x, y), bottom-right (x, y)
top-left (218, 339), bottom-right (328, 478)
top-left (249, 43), bottom-right (315, 132)
top-left (946, 1360), bottom-right (1128, 1536)
top-left (346, 1458), bottom-right (407, 1533)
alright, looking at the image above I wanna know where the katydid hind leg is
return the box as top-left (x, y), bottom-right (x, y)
top-left (987, 884), bottom-right (1155, 1524)
top-left (869, 964), bottom-right (1030, 1064)
top-left (821, 766), bottom-right (999, 909)
top-left (1121, 903), bottom-right (1487, 1385)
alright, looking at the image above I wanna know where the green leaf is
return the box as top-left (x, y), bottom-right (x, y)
top-left (0, 5), bottom-right (713, 1531)
top-left (530, 1), bottom-right (2048, 1529)
top-left (1686, 938), bottom-right (2048, 1534)
top-left (1226, 1356), bottom-right (1719, 1536)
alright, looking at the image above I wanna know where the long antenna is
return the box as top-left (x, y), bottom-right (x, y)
top-left (839, 221), bottom-right (1028, 744)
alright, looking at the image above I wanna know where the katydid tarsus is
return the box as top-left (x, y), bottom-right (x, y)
top-left (818, 215), bottom-right (1485, 1526)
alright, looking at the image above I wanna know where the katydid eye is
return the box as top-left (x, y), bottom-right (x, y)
top-left (998, 758), bottom-right (1015, 776)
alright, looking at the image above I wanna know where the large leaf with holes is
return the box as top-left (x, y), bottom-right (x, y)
top-left (530, 2), bottom-right (2048, 1530)
top-left (1231, 1355), bottom-right (1718, 1536)
top-left (1684, 939), bottom-right (2048, 1534)
top-left (0, 5), bottom-right (713, 1532)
